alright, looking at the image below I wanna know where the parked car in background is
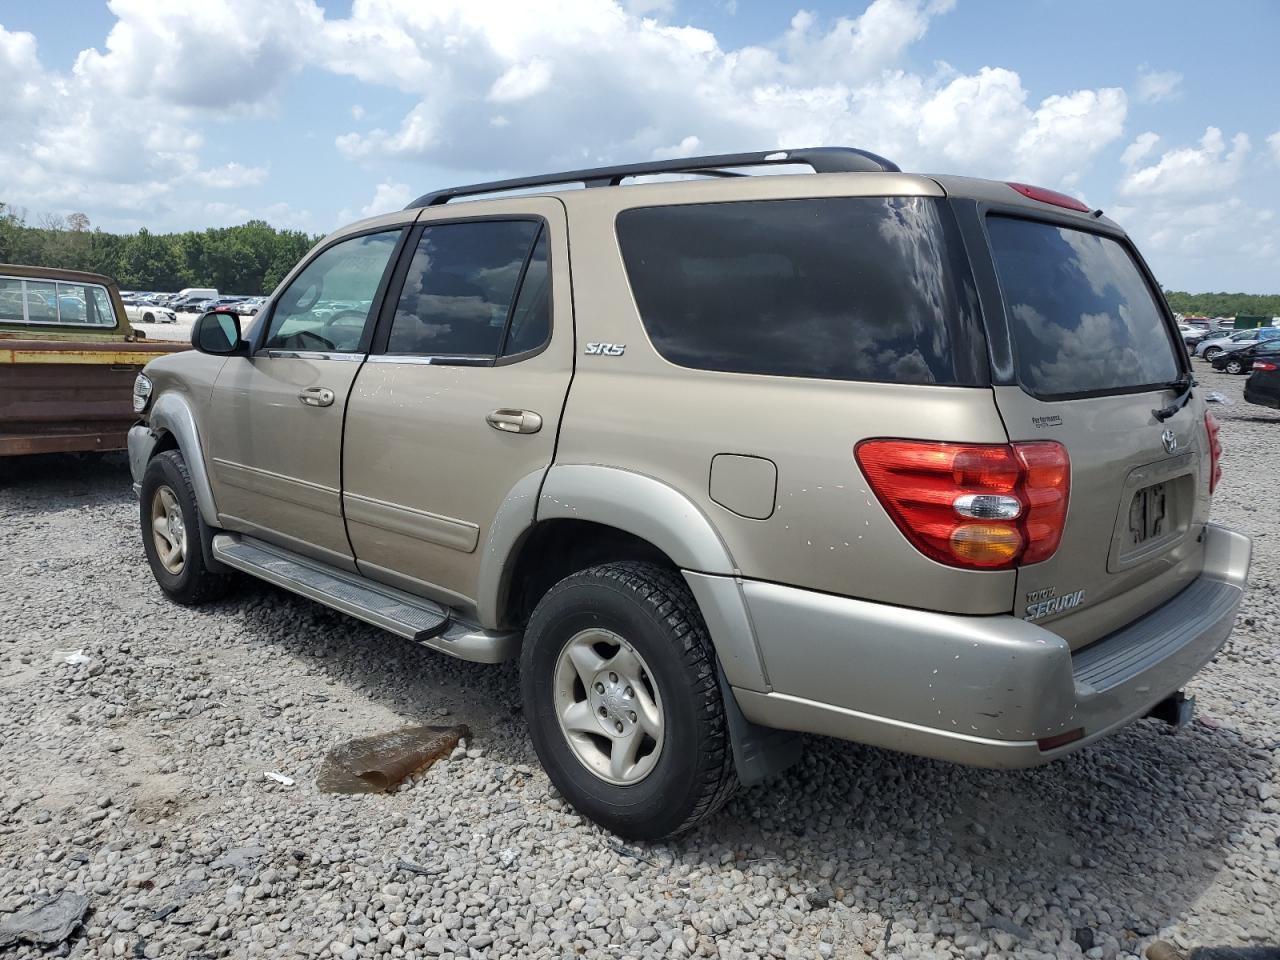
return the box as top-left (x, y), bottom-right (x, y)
top-left (1, 264), bottom-right (186, 457)
top-left (174, 286), bottom-right (218, 304)
top-left (1212, 340), bottom-right (1280, 374)
top-left (128, 147), bottom-right (1250, 839)
top-left (123, 301), bottom-right (178, 324)
top-left (1177, 323), bottom-right (1204, 348)
top-left (1244, 354), bottom-right (1280, 409)
top-left (1195, 327), bottom-right (1280, 360)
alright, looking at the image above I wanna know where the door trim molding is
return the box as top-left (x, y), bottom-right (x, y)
top-left (343, 491), bottom-right (480, 554)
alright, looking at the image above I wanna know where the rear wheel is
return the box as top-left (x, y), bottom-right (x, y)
top-left (139, 450), bottom-right (236, 605)
top-left (521, 561), bottom-right (738, 839)
top-left (1225, 358), bottom-right (1244, 375)
top-left (142, 311), bottom-right (154, 323)
top-left (1203, 346), bottom-right (1222, 361)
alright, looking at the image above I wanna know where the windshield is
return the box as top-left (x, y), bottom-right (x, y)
top-left (987, 216), bottom-right (1181, 398)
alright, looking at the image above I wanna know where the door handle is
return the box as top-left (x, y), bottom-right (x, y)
top-left (486, 409), bottom-right (543, 434)
top-left (298, 387), bottom-right (335, 407)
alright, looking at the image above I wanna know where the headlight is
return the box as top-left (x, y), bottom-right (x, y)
top-left (132, 373), bottom-right (153, 414)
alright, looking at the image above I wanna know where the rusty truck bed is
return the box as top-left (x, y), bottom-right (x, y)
top-left (0, 338), bottom-right (189, 456)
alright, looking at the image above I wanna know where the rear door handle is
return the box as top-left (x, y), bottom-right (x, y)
top-left (298, 387), bottom-right (335, 407)
top-left (486, 409), bottom-right (542, 434)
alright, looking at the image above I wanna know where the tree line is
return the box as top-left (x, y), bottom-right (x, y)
top-left (0, 204), bottom-right (319, 295)
top-left (1162, 290), bottom-right (1280, 318)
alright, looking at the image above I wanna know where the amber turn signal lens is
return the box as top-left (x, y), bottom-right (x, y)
top-left (949, 524), bottom-right (1023, 565)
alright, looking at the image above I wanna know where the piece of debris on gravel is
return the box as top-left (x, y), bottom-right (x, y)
top-left (1, 368), bottom-right (1277, 959)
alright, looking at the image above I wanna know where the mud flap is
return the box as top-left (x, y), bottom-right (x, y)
top-left (716, 663), bottom-right (803, 786)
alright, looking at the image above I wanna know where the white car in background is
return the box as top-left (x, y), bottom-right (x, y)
top-left (123, 302), bottom-right (177, 324)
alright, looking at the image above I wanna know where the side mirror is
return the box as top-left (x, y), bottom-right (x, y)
top-left (192, 310), bottom-right (247, 356)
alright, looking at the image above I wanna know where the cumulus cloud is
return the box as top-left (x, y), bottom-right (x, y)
top-left (1134, 65), bottom-right (1182, 104)
top-left (360, 182), bottom-right (413, 218)
top-left (1119, 126), bottom-right (1250, 197)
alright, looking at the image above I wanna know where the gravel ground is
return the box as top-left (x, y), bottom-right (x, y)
top-left (1, 366), bottom-right (1277, 960)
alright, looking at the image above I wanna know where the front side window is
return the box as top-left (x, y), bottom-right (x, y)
top-left (263, 230), bottom-right (400, 353)
top-left (615, 197), bottom-right (986, 385)
top-left (386, 220), bottom-right (542, 357)
top-left (987, 216), bottom-right (1180, 397)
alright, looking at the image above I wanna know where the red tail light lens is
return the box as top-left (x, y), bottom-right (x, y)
top-left (854, 440), bottom-right (1070, 570)
top-left (1254, 360), bottom-right (1278, 372)
top-left (1205, 412), bottom-right (1223, 494)
top-left (1005, 182), bottom-right (1091, 213)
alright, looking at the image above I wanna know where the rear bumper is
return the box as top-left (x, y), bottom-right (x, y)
top-left (733, 523), bottom-right (1251, 768)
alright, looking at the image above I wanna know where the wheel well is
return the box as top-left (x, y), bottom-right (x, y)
top-left (504, 519), bottom-right (675, 628)
top-left (152, 430), bottom-right (180, 457)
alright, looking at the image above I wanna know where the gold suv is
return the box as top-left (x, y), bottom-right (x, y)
top-left (129, 147), bottom-right (1251, 838)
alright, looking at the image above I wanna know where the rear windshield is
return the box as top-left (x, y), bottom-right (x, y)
top-left (616, 197), bottom-right (987, 386)
top-left (987, 216), bottom-right (1180, 398)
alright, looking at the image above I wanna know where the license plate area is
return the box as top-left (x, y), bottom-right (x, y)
top-left (1109, 455), bottom-right (1195, 572)
top-left (1128, 482), bottom-right (1168, 546)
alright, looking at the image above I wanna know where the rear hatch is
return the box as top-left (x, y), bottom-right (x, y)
top-left (981, 214), bottom-right (1211, 649)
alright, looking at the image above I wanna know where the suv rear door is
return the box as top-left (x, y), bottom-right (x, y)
top-left (339, 198), bottom-right (571, 614)
top-left (977, 212), bottom-right (1210, 648)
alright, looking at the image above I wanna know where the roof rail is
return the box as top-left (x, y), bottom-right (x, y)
top-left (404, 146), bottom-right (900, 208)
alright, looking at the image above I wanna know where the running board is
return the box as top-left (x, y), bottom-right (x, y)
top-left (210, 534), bottom-right (519, 663)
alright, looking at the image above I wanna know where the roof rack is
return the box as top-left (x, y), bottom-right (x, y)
top-left (404, 146), bottom-right (900, 208)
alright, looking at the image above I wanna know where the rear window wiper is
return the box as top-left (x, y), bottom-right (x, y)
top-left (1152, 374), bottom-right (1195, 422)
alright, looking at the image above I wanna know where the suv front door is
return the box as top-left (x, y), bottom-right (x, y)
top-left (340, 198), bottom-right (572, 617)
top-left (206, 225), bottom-right (406, 568)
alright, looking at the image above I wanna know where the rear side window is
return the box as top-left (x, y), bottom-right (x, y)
top-left (987, 217), bottom-right (1180, 398)
top-left (386, 220), bottom-right (541, 357)
top-left (616, 197), bottom-right (986, 386)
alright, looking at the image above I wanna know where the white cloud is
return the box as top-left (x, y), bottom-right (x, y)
top-left (1268, 130), bottom-right (1280, 164)
top-left (1120, 126), bottom-right (1250, 197)
top-left (360, 182), bottom-right (413, 218)
top-left (1121, 131), bottom-right (1160, 168)
top-left (1134, 65), bottom-right (1182, 104)
top-left (189, 162), bottom-right (269, 189)
top-left (488, 58), bottom-right (554, 102)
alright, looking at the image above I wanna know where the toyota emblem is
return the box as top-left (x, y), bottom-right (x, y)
top-left (1161, 428), bottom-right (1178, 454)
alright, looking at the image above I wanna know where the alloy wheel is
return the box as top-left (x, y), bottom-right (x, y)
top-left (552, 628), bottom-right (664, 785)
top-left (150, 484), bottom-right (187, 575)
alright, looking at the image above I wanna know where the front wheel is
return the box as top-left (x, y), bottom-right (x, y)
top-left (521, 561), bottom-right (738, 839)
top-left (1225, 358), bottom-right (1244, 374)
top-left (142, 311), bottom-right (154, 323)
top-left (1203, 347), bottom-right (1222, 361)
top-left (139, 450), bottom-right (236, 605)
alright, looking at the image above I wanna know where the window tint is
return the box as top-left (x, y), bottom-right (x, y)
top-left (987, 217), bottom-right (1180, 397)
top-left (615, 197), bottom-right (985, 385)
top-left (264, 230), bottom-right (400, 353)
top-left (386, 220), bottom-right (540, 357)
top-left (502, 228), bottom-right (550, 356)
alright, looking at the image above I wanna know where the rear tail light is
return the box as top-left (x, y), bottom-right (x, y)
top-left (1254, 360), bottom-right (1278, 371)
top-left (1005, 182), bottom-right (1091, 213)
top-left (854, 440), bottom-right (1070, 571)
top-left (1205, 412), bottom-right (1223, 494)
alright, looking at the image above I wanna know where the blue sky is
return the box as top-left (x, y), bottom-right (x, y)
top-left (1, 0), bottom-right (1277, 291)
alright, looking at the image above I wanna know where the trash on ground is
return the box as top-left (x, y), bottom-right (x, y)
top-left (57, 650), bottom-right (91, 666)
top-left (317, 724), bottom-right (469, 794)
top-left (263, 771), bottom-right (294, 787)
top-left (0, 891), bottom-right (90, 950)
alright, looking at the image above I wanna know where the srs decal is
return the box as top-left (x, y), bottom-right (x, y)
top-left (1024, 586), bottom-right (1086, 622)
top-left (584, 342), bottom-right (626, 356)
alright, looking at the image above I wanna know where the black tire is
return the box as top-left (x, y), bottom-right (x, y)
top-left (139, 450), bottom-right (236, 605)
top-left (142, 311), bottom-right (154, 323)
top-left (1226, 359), bottom-right (1244, 375)
top-left (1203, 347), bottom-right (1222, 361)
top-left (521, 561), bottom-right (738, 839)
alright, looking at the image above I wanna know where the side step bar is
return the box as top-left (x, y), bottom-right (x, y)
top-left (211, 534), bottom-right (518, 663)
